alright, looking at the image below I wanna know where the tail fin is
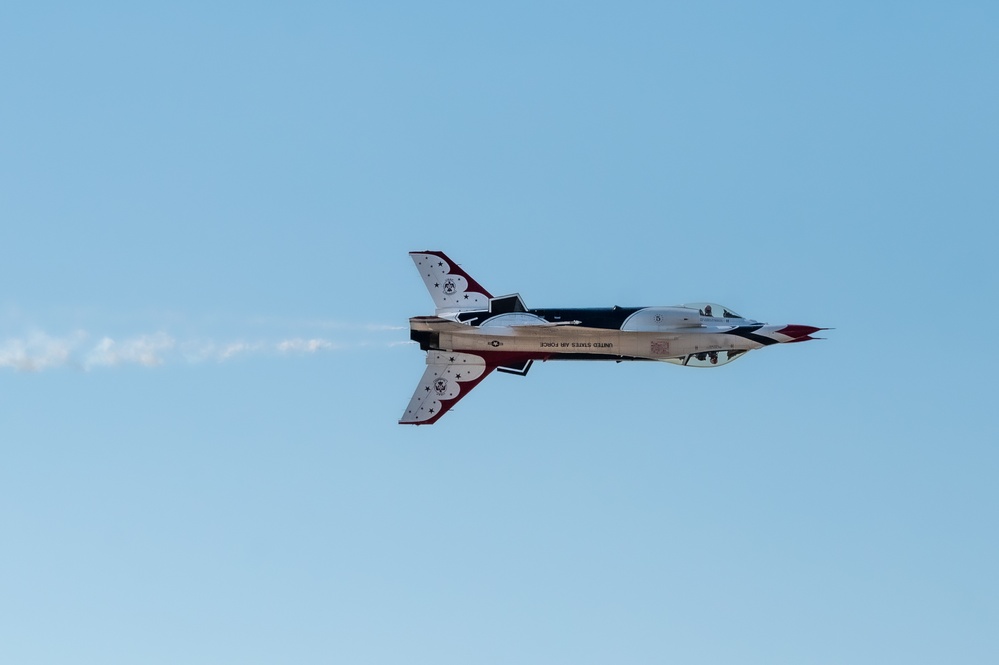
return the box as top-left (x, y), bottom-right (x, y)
top-left (410, 251), bottom-right (492, 315)
top-left (399, 351), bottom-right (494, 425)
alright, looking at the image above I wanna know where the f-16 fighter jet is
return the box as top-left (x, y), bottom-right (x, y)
top-left (401, 251), bottom-right (824, 425)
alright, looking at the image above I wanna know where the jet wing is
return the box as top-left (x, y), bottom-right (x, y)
top-left (399, 351), bottom-right (494, 425)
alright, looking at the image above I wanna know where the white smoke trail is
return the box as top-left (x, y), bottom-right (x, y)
top-left (0, 325), bottom-right (405, 373)
top-left (84, 332), bottom-right (175, 369)
top-left (276, 338), bottom-right (338, 353)
top-left (0, 331), bottom-right (85, 372)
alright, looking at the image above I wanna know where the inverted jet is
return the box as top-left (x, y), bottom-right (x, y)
top-left (401, 251), bottom-right (824, 425)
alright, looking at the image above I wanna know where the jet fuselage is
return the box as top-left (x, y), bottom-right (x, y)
top-left (400, 251), bottom-right (823, 424)
top-left (411, 307), bottom-right (817, 367)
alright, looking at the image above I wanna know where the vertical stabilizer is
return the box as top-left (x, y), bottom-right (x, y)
top-left (410, 251), bottom-right (492, 315)
top-left (399, 351), bottom-right (493, 425)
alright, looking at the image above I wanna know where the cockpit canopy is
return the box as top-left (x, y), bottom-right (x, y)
top-left (663, 349), bottom-right (747, 368)
top-left (683, 302), bottom-right (749, 321)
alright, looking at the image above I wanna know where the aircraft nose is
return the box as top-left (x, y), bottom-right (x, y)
top-left (775, 324), bottom-right (824, 342)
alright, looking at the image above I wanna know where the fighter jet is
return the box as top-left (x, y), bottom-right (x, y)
top-left (401, 251), bottom-right (824, 425)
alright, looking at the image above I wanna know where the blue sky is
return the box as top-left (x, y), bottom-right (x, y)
top-left (2, 3), bottom-right (997, 663)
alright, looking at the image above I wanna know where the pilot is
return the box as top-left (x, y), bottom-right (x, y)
top-left (702, 305), bottom-right (713, 317)
top-left (709, 351), bottom-right (719, 365)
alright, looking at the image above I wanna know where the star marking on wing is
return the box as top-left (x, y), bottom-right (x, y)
top-left (438, 261), bottom-right (443, 267)
top-left (464, 294), bottom-right (469, 299)
top-left (434, 283), bottom-right (440, 288)
top-left (449, 357), bottom-right (455, 362)
top-left (424, 386), bottom-right (430, 392)
top-left (455, 373), bottom-right (462, 379)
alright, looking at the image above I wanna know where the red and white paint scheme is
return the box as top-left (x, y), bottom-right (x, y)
top-left (401, 251), bottom-right (825, 425)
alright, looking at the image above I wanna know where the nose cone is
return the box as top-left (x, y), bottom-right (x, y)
top-left (775, 324), bottom-right (825, 343)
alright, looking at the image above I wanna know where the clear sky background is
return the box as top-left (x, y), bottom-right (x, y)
top-left (2, 3), bottom-right (997, 664)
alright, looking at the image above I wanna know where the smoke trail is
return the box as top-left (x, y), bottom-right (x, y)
top-left (0, 326), bottom-right (407, 373)
top-left (84, 332), bottom-right (175, 369)
top-left (276, 338), bottom-right (338, 353)
top-left (0, 331), bottom-right (84, 372)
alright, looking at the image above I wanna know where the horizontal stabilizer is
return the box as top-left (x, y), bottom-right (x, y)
top-left (489, 294), bottom-right (527, 314)
top-left (497, 359), bottom-right (533, 376)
